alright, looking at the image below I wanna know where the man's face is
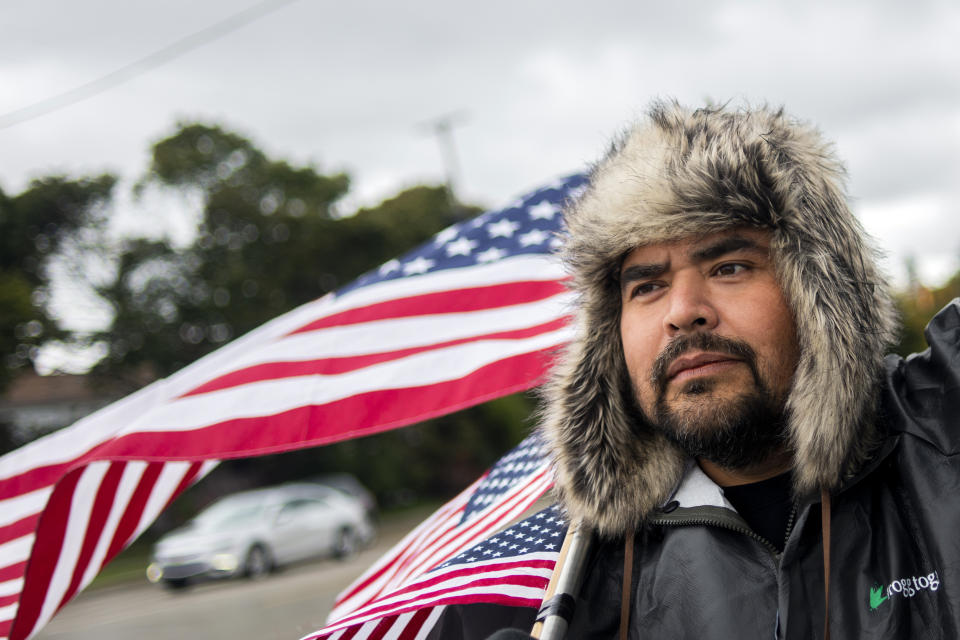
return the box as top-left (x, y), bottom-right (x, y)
top-left (619, 228), bottom-right (800, 468)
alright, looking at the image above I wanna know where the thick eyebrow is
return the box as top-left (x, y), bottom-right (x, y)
top-left (689, 235), bottom-right (766, 263)
top-left (619, 262), bottom-right (668, 295)
top-left (619, 235), bottom-right (768, 296)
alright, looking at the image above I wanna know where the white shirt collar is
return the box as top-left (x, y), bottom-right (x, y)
top-left (668, 459), bottom-right (737, 511)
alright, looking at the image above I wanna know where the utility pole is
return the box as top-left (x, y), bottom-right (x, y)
top-left (418, 111), bottom-right (468, 217)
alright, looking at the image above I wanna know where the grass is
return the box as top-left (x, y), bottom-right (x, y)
top-left (87, 539), bottom-right (154, 591)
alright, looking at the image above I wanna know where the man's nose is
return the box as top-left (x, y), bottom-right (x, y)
top-left (663, 275), bottom-right (718, 334)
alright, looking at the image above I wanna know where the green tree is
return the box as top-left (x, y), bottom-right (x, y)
top-left (0, 267), bottom-right (34, 391)
top-left (4, 122), bottom-right (527, 510)
top-left (0, 175), bottom-right (116, 382)
top-left (89, 122), bottom-right (479, 388)
top-left (894, 270), bottom-right (960, 356)
top-left (0, 175), bottom-right (116, 452)
top-left (89, 123), bottom-right (352, 386)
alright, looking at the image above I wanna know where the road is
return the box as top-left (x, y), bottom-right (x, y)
top-left (35, 508), bottom-right (433, 640)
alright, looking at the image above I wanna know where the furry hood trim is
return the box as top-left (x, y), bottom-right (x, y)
top-left (540, 101), bottom-right (898, 538)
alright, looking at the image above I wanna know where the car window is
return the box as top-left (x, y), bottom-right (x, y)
top-left (195, 498), bottom-right (266, 528)
top-left (276, 498), bottom-right (329, 524)
top-left (281, 498), bottom-right (328, 512)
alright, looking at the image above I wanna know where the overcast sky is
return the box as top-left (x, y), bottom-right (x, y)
top-left (2, 0), bottom-right (958, 293)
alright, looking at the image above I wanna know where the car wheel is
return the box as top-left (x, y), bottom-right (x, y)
top-left (333, 527), bottom-right (359, 560)
top-left (244, 544), bottom-right (272, 579)
top-left (162, 577), bottom-right (190, 591)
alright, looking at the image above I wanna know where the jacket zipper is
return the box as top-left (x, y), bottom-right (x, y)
top-left (650, 499), bottom-right (803, 558)
top-left (651, 502), bottom-right (802, 640)
top-left (651, 514), bottom-right (783, 556)
top-left (782, 500), bottom-right (799, 543)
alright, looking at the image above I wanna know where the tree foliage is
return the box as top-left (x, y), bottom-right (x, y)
top-left (0, 175), bottom-right (116, 453)
top-left (894, 273), bottom-right (960, 357)
top-left (0, 175), bottom-right (115, 387)
top-left (61, 122), bottom-right (508, 510)
top-left (89, 123), bottom-right (480, 392)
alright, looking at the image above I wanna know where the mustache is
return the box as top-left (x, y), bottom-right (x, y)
top-left (651, 333), bottom-right (759, 395)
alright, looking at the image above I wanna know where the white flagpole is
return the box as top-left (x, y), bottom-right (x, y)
top-left (530, 521), bottom-right (593, 640)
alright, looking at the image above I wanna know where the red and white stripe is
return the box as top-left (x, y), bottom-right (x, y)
top-left (0, 252), bottom-right (572, 639)
top-left (307, 465), bottom-right (555, 640)
top-left (311, 552), bottom-right (557, 640)
top-left (0, 460), bottom-right (216, 639)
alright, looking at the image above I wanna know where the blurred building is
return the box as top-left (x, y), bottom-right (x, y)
top-left (0, 372), bottom-right (123, 445)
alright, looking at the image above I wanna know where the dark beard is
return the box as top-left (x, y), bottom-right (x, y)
top-left (646, 334), bottom-right (790, 470)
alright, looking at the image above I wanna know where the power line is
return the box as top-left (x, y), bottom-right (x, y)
top-left (0, 0), bottom-right (303, 131)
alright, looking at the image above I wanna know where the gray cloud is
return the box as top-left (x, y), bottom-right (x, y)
top-left (1, 0), bottom-right (958, 286)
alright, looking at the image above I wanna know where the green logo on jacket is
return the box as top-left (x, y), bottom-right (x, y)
top-left (869, 585), bottom-right (888, 610)
top-left (869, 572), bottom-right (940, 611)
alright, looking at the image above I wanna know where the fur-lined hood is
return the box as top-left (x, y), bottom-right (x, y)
top-left (540, 101), bottom-right (898, 538)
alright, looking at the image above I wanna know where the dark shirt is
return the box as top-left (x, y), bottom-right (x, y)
top-left (722, 471), bottom-right (794, 552)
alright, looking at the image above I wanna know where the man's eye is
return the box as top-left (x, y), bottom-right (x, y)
top-left (630, 282), bottom-right (662, 298)
top-left (714, 263), bottom-right (747, 277)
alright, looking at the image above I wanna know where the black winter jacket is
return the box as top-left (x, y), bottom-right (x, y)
top-left (433, 302), bottom-right (960, 639)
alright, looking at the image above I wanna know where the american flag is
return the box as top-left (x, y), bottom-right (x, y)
top-left (0, 173), bottom-right (586, 640)
top-left (305, 435), bottom-right (565, 640)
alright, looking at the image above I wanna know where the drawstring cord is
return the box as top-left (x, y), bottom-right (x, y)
top-left (821, 488), bottom-right (832, 640)
top-left (620, 529), bottom-right (634, 640)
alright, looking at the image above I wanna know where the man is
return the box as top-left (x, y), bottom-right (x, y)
top-left (434, 101), bottom-right (960, 639)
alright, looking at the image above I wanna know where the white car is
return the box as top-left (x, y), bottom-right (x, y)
top-left (146, 482), bottom-right (375, 589)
